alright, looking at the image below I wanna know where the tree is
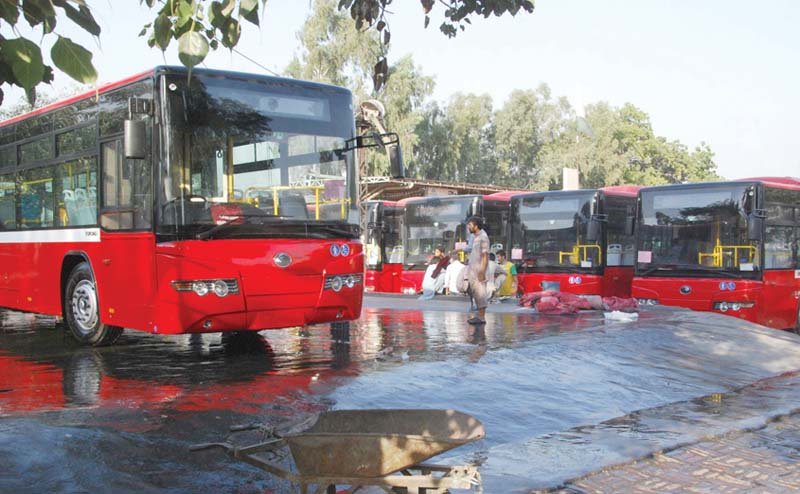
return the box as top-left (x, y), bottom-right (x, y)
top-left (494, 85), bottom-right (574, 189)
top-left (286, 0), bottom-right (434, 176)
top-left (0, 0), bottom-right (535, 108)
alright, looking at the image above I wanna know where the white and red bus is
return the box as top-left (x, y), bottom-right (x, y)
top-left (632, 177), bottom-right (800, 331)
top-left (363, 200), bottom-right (403, 293)
top-left (397, 193), bottom-right (512, 294)
top-left (0, 66), bottom-right (384, 345)
top-left (508, 186), bottom-right (640, 297)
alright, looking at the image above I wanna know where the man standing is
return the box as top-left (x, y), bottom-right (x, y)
top-left (466, 216), bottom-right (490, 325)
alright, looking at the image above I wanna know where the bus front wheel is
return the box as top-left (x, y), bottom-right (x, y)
top-left (794, 304), bottom-right (800, 336)
top-left (64, 262), bottom-right (122, 346)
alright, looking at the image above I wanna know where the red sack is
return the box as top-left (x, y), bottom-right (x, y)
top-left (555, 292), bottom-right (592, 310)
top-left (602, 296), bottom-right (639, 313)
top-left (535, 296), bottom-right (579, 314)
top-left (519, 290), bottom-right (557, 307)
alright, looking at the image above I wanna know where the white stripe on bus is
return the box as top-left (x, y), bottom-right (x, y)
top-left (0, 228), bottom-right (101, 244)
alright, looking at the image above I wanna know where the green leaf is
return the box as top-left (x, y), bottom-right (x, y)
top-left (0, 1), bottom-right (19, 25)
top-left (208, 1), bottom-right (226, 29)
top-left (60, 3), bottom-right (101, 36)
top-left (154, 13), bottom-right (172, 50)
top-left (51, 36), bottom-right (98, 85)
top-left (220, 17), bottom-right (240, 48)
top-left (177, 31), bottom-right (208, 68)
top-left (175, 0), bottom-right (195, 28)
top-left (4, 37), bottom-right (45, 90)
top-left (220, 0), bottom-right (235, 17)
top-left (22, 0), bottom-right (55, 27)
top-left (240, 0), bottom-right (259, 26)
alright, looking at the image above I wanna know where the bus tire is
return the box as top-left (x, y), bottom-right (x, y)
top-left (330, 321), bottom-right (350, 342)
top-left (794, 304), bottom-right (800, 335)
top-left (64, 262), bottom-right (122, 346)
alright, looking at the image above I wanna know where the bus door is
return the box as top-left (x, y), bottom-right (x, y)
top-left (96, 138), bottom-right (157, 331)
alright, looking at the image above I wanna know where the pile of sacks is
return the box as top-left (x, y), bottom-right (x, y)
top-left (519, 291), bottom-right (638, 315)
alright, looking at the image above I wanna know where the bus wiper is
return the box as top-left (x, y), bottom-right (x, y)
top-left (686, 265), bottom-right (748, 279)
top-left (306, 223), bottom-right (360, 239)
top-left (196, 213), bottom-right (285, 240)
top-left (637, 265), bottom-right (675, 276)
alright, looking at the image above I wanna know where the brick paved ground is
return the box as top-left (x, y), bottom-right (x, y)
top-left (550, 413), bottom-right (800, 493)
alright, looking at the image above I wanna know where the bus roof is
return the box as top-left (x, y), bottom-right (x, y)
top-left (0, 68), bottom-right (154, 129)
top-left (600, 185), bottom-right (640, 197)
top-left (640, 177), bottom-right (800, 193)
top-left (396, 194), bottom-right (481, 206)
top-left (737, 176), bottom-right (800, 191)
top-left (507, 187), bottom-right (639, 201)
top-left (483, 190), bottom-right (530, 201)
top-left (0, 66), bottom-right (353, 129)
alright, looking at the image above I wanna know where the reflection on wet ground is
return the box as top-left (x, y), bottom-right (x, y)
top-left (1, 300), bottom-right (800, 492)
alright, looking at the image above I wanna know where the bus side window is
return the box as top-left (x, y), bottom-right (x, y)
top-left (101, 140), bottom-right (152, 231)
top-left (765, 226), bottom-right (795, 269)
top-left (19, 167), bottom-right (56, 228)
top-left (764, 187), bottom-right (800, 269)
top-left (0, 173), bottom-right (15, 230)
top-left (58, 158), bottom-right (98, 227)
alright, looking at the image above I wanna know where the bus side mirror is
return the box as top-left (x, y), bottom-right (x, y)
top-left (747, 212), bottom-right (764, 241)
top-left (124, 120), bottom-right (146, 159)
top-left (388, 143), bottom-right (405, 179)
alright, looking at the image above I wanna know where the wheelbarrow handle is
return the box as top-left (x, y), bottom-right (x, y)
top-left (189, 442), bottom-right (235, 453)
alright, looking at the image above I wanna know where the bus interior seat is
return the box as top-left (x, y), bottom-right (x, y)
top-left (277, 190), bottom-right (309, 219)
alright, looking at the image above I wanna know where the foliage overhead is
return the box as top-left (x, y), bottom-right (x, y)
top-left (0, 0), bottom-right (534, 109)
top-left (0, 0), bottom-right (101, 107)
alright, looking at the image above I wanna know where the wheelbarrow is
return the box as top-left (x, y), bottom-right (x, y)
top-left (191, 409), bottom-right (485, 493)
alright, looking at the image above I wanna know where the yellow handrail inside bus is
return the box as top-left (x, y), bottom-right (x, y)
top-left (559, 243), bottom-right (603, 265)
top-left (698, 238), bottom-right (756, 268)
top-left (243, 185), bottom-right (350, 220)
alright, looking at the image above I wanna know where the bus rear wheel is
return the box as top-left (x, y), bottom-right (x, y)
top-left (64, 262), bottom-right (122, 346)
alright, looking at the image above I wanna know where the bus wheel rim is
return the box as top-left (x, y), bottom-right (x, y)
top-left (71, 280), bottom-right (99, 334)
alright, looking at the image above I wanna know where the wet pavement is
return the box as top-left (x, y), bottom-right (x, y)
top-left (2, 296), bottom-right (800, 492)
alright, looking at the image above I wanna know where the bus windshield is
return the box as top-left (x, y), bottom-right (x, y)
top-left (511, 191), bottom-right (597, 271)
top-left (636, 184), bottom-right (760, 277)
top-left (159, 72), bottom-right (358, 239)
top-left (404, 196), bottom-right (477, 268)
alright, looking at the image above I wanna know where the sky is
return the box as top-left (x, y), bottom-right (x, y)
top-left (6, 0), bottom-right (800, 180)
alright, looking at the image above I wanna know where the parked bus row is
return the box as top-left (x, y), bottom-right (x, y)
top-left (365, 177), bottom-right (800, 332)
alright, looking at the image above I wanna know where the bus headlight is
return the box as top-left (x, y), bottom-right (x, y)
top-left (192, 281), bottom-right (209, 297)
top-left (714, 301), bottom-right (755, 312)
top-left (213, 280), bottom-right (230, 297)
top-left (172, 279), bottom-right (239, 297)
top-left (324, 273), bottom-right (363, 292)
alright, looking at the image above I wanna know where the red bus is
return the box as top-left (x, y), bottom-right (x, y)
top-left (632, 177), bottom-right (800, 331)
top-left (0, 66), bottom-right (383, 345)
top-left (363, 200), bottom-right (403, 293)
top-left (397, 193), bottom-right (511, 294)
top-left (508, 186), bottom-right (640, 297)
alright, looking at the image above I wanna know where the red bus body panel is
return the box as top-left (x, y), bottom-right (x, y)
top-left (517, 266), bottom-right (634, 298)
top-left (401, 270), bottom-right (425, 295)
top-left (365, 263), bottom-right (403, 293)
top-left (632, 272), bottom-right (800, 329)
top-left (0, 233), bottom-right (363, 334)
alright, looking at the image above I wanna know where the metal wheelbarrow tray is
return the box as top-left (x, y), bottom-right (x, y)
top-left (192, 409), bottom-right (485, 493)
